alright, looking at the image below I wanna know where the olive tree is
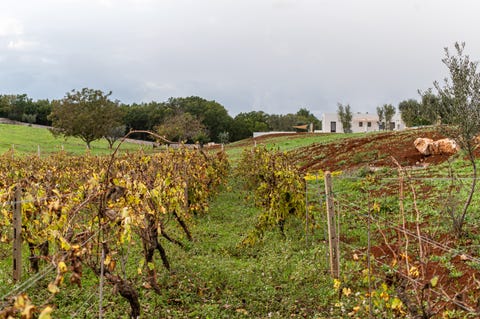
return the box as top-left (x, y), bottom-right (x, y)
top-left (398, 99), bottom-right (433, 127)
top-left (105, 124), bottom-right (127, 149)
top-left (427, 42), bottom-right (480, 237)
top-left (337, 103), bottom-right (352, 133)
top-left (377, 104), bottom-right (395, 130)
top-left (376, 106), bottom-right (385, 130)
top-left (155, 111), bottom-right (208, 143)
top-left (384, 104), bottom-right (396, 130)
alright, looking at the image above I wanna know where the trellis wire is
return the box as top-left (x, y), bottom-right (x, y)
top-left (315, 172), bottom-right (480, 315)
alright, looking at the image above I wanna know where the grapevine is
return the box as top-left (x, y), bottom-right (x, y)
top-left (236, 145), bottom-right (306, 245)
top-left (0, 141), bottom-right (229, 318)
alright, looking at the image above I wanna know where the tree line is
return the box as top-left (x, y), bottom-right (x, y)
top-left (0, 92), bottom-right (320, 147)
top-left (336, 45), bottom-right (480, 134)
top-left (336, 84), bottom-right (470, 134)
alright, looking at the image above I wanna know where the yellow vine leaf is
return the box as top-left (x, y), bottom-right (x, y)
top-left (47, 282), bottom-right (60, 294)
top-left (380, 291), bottom-right (389, 302)
top-left (409, 266), bottom-right (420, 278)
top-left (342, 287), bottom-right (352, 297)
top-left (59, 237), bottom-right (71, 251)
top-left (39, 306), bottom-right (54, 319)
top-left (14, 294), bottom-right (25, 309)
top-left (104, 254), bottom-right (111, 266)
top-left (58, 261), bottom-right (68, 273)
top-left (391, 297), bottom-right (405, 314)
top-left (235, 308), bottom-right (248, 315)
top-left (19, 297), bottom-right (35, 319)
top-left (333, 279), bottom-right (341, 290)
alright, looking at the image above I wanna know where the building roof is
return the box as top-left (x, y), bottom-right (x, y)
top-left (323, 112), bottom-right (378, 121)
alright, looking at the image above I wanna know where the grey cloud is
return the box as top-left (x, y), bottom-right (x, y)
top-left (1, 0), bottom-right (480, 116)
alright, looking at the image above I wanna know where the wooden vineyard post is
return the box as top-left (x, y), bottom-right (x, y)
top-left (324, 171), bottom-right (339, 278)
top-left (13, 185), bottom-right (22, 282)
top-left (99, 243), bottom-right (105, 319)
top-left (305, 179), bottom-right (309, 247)
top-left (184, 165), bottom-right (189, 215)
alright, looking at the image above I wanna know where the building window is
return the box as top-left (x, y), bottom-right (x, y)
top-left (359, 122), bottom-right (363, 127)
top-left (330, 121), bottom-right (336, 133)
top-left (367, 122), bottom-right (372, 127)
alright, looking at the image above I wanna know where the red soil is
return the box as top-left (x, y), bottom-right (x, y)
top-left (291, 128), bottom-right (452, 172)
top-left (286, 127), bottom-right (480, 316)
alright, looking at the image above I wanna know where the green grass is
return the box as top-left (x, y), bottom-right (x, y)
top-left (225, 132), bottom-right (363, 163)
top-left (0, 125), bottom-right (358, 161)
top-left (1, 177), bottom-right (337, 318)
top-left (3, 127), bottom-right (480, 318)
top-left (156, 179), bottom-right (335, 318)
top-left (0, 124), bottom-right (151, 156)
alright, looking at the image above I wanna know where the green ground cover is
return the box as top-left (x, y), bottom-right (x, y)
top-left (225, 132), bottom-right (362, 163)
top-left (1, 125), bottom-right (480, 318)
top-left (0, 124), bottom-right (150, 156)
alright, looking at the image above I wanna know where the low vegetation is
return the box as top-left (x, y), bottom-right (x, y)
top-left (1, 123), bottom-right (480, 318)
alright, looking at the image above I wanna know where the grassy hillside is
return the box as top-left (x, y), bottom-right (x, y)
top-left (0, 124), bottom-right (368, 160)
top-left (0, 124), bottom-right (151, 156)
top-left (225, 132), bottom-right (361, 163)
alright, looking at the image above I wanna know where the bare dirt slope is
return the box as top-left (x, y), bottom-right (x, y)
top-left (291, 127), bottom-right (452, 172)
top-left (290, 127), bottom-right (480, 315)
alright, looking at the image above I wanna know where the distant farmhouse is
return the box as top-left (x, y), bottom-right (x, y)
top-left (321, 112), bottom-right (406, 133)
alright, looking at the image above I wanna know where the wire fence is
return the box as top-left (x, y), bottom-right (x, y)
top-left (0, 192), bottom-right (73, 207)
top-left (2, 166), bottom-right (480, 317)
top-left (0, 224), bottom-right (102, 301)
top-left (305, 171), bottom-right (480, 317)
top-left (0, 143), bottom-right (92, 158)
top-left (0, 141), bottom-right (155, 158)
top-left (0, 184), bottom-right (106, 316)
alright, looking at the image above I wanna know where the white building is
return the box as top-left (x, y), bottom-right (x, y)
top-left (321, 112), bottom-right (406, 133)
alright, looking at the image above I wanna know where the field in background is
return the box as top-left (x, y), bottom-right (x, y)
top-left (225, 132), bottom-right (360, 163)
top-left (0, 124), bottom-right (153, 156)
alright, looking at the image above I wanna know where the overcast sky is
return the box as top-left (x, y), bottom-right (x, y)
top-left (1, 0), bottom-right (479, 117)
